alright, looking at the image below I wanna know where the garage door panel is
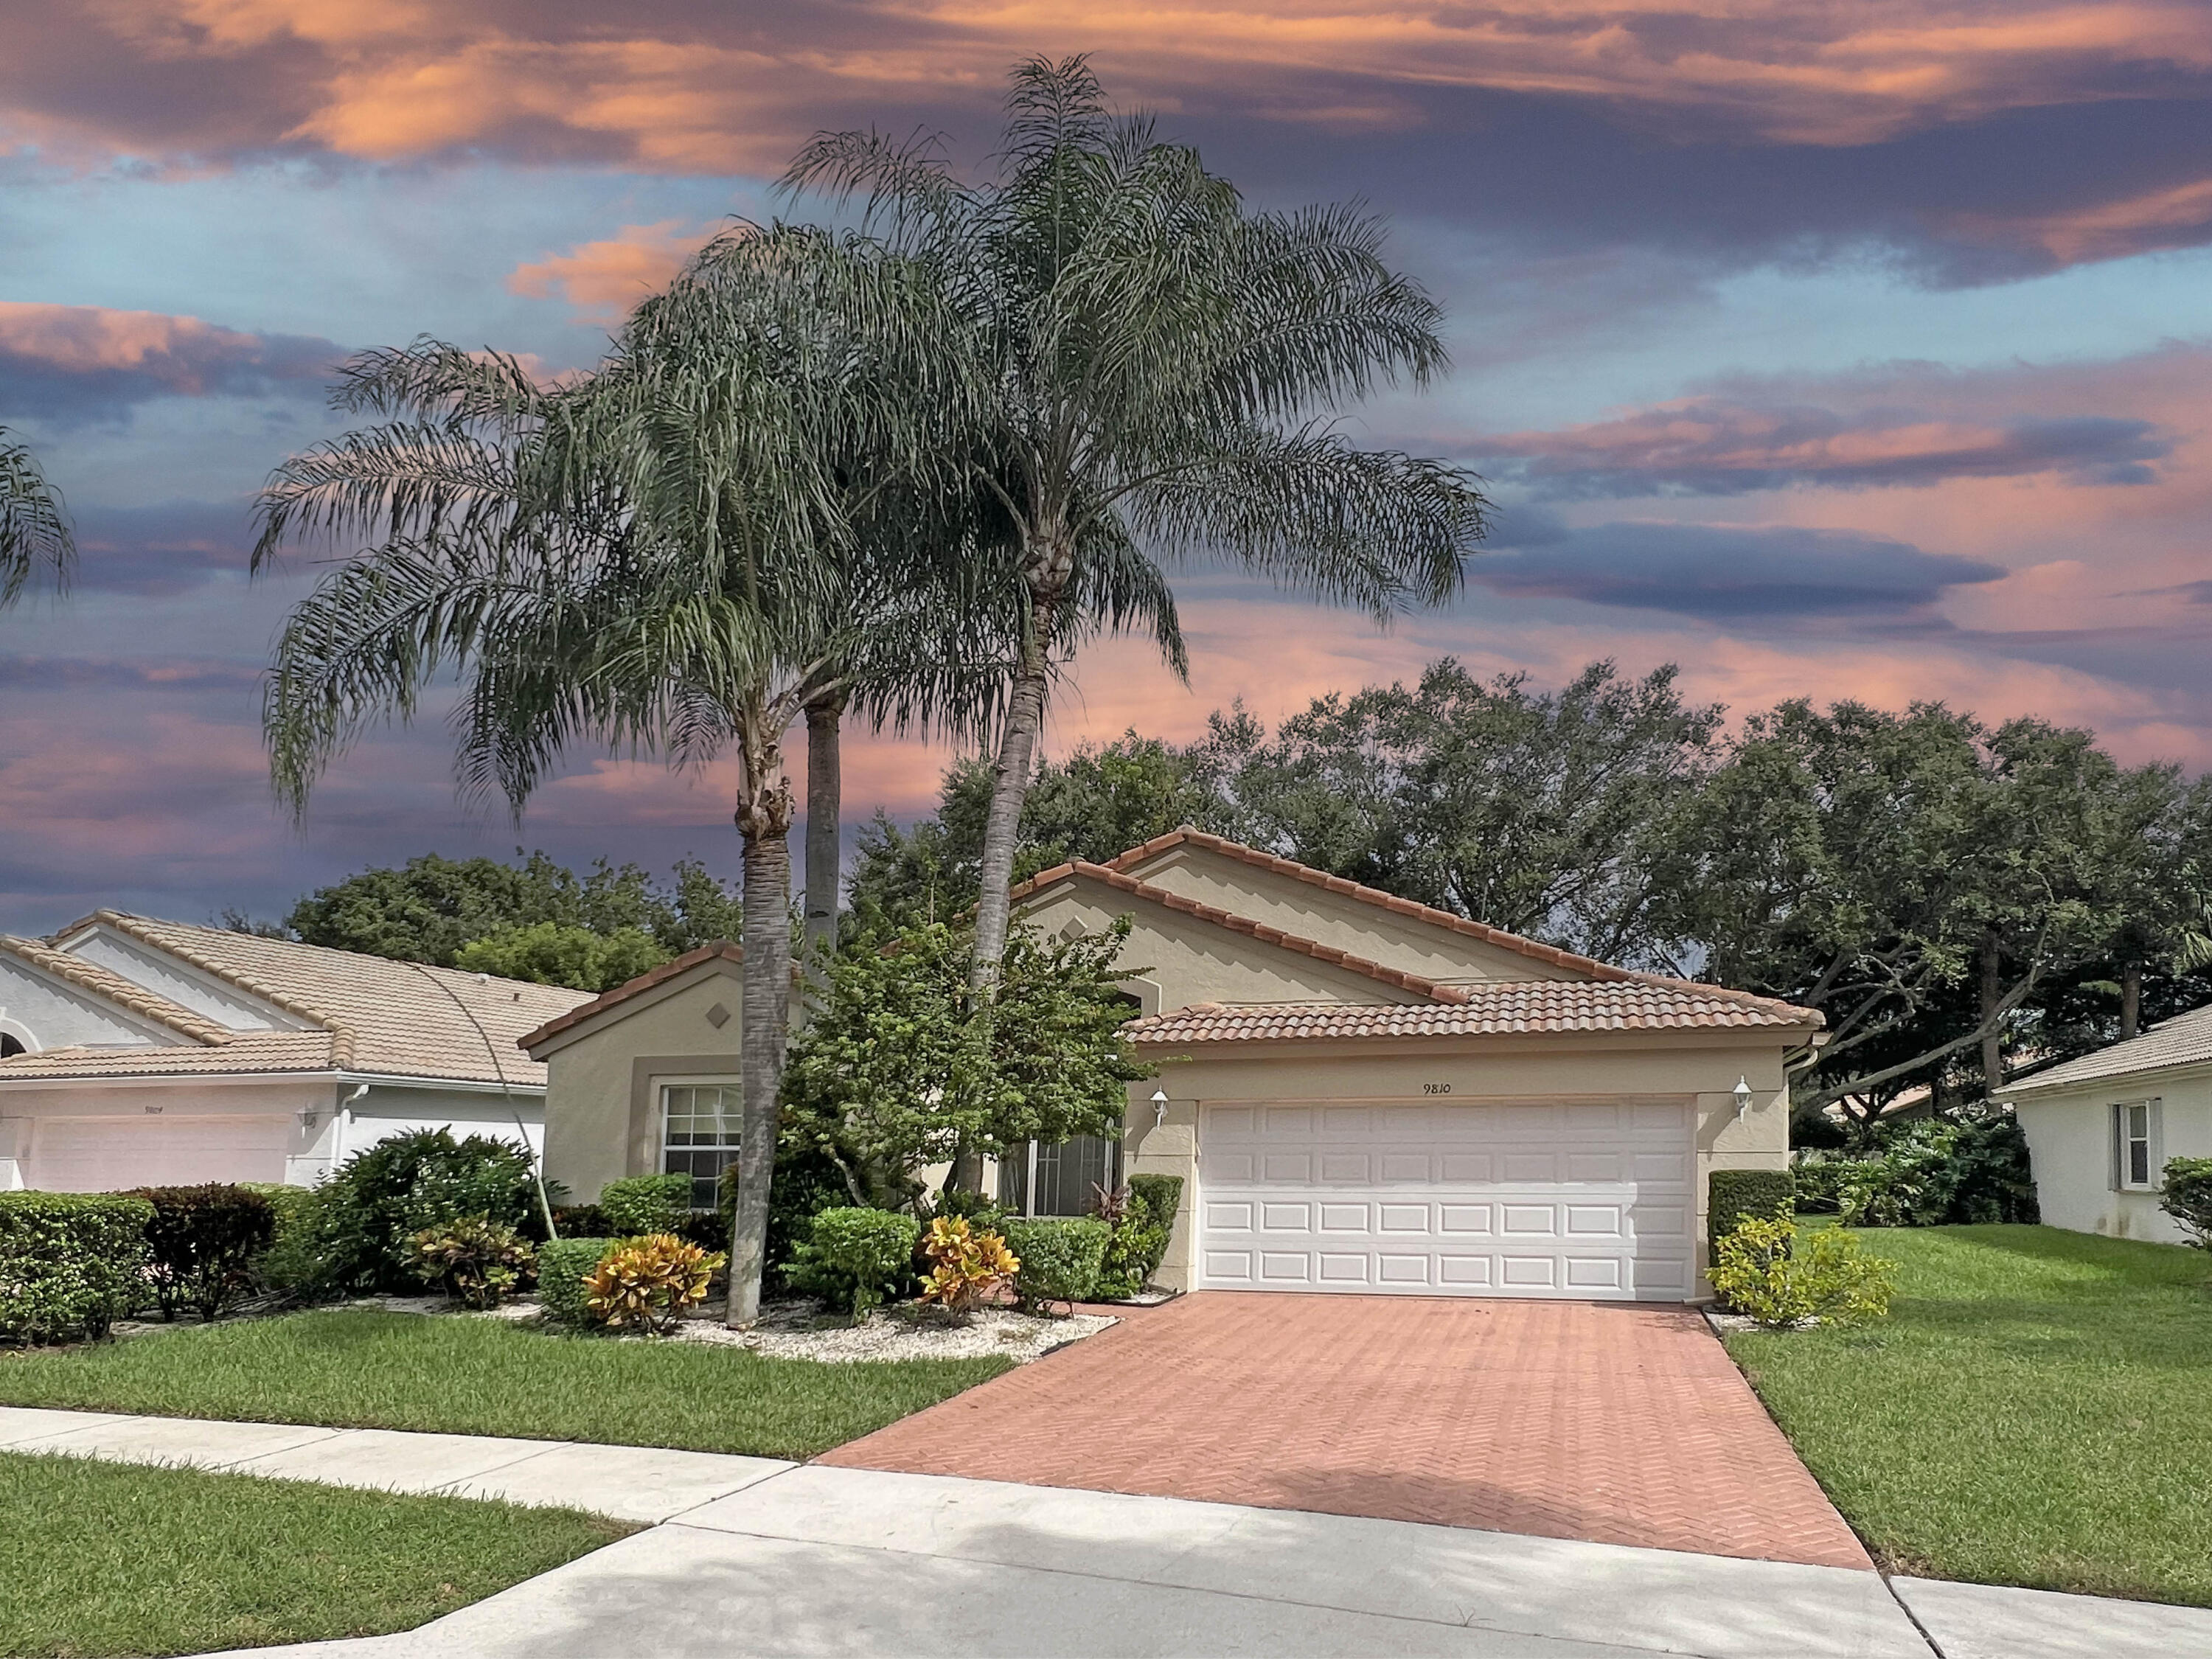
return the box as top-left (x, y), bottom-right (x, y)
top-left (1198, 1097), bottom-right (1694, 1302)
top-left (30, 1114), bottom-right (290, 1192)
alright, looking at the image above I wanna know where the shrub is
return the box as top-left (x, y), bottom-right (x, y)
top-left (2160, 1157), bottom-right (2212, 1251)
top-left (406, 1217), bottom-right (536, 1309)
top-left (536, 1237), bottom-right (613, 1327)
top-left (125, 1184), bottom-right (276, 1322)
top-left (788, 1208), bottom-right (922, 1321)
top-left (0, 1192), bottom-right (154, 1343)
top-left (585, 1233), bottom-right (726, 1335)
top-left (721, 1144), bottom-right (852, 1293)
top-left (1127, 1174), bottom-right (1184, 1230)
top-left (313, 1130), bottom-right (542, 1293)
top-left (235, 1182), bottom-right (335, 1296)
top-left (1711, 1217), bottom-right (1897, 1329)
top-left (1790, 1158), bottom-right (1847, 1215)
top-left (549, 1203), bottom-right (611, 1239)
top-left (1708, 1169), bottom-right (1795, 1252)
top-left (598, 1174), bottom-right (693, 1237)
top-left (1093, 1179), bottom-right (1175, 1300)
top-left (1834, 1116), bottom-right (2038, 1228)
top-left (932, 1187), bottom-right (1007, 1230)
top-left (917, 1217), bottom-right (1017, 1318)
top-left (1002, 1217), bottom-right (1109, 1311)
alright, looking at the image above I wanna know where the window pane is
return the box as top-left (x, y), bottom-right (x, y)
top-left (2129, 1102), bottom-right (2149, 1138)
top-left (2129, 1138), bottom-right (2151, 1186)
top-left (1033, 1135), bottom-right (1120, 1217)
top-left (662, 1083), bottom-right (740, 1210)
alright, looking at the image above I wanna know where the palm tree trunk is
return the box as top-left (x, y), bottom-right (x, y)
top-left (970, 589), bottom-right (1058, 993)
top-left (727, 765), bottom-right (795, 1328)
top-left (802, 692), bottom-right (846, 982)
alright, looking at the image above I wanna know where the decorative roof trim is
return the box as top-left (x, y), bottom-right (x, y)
top-left (0, 935), bottom-right (235, 1047)
top-left (518, 941), bottom-right (743, 1052)
top-left (1012, 862), bottom-right (1469, 1006)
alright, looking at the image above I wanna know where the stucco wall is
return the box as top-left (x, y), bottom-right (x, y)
top-left (0, 959), bottom-right (180, 1051)
top-left (1121, 1034), bottom-right (1792, 1298)
top-left (1119, 844), bottom-right (1580, 984)
top-left (2015, 1069), bottom-right (2212, 1245)
top-left (538, 964), bottom-right (744, 1203)
top-left (0, 1077), bottom-right (337, 1189)
top-left (67, 932), bottom-right (302, 1030)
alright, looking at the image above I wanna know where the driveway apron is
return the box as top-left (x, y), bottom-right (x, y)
top-left (818, 1291), bottom-right (1869, 1569)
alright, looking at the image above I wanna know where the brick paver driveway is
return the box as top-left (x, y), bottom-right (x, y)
top-left (821, 1293), bottom-right (1869, 1569)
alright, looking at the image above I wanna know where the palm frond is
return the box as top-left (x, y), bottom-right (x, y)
top-left (0, 431), bottom-right (74, 606)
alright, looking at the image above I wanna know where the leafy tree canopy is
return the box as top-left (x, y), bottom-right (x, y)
top-left (781, 919), bottom-right (1157, 1210)
top-left (285, 850), bottom-right (740, 967)
top-left (452, 922), bottom-right (672, 992)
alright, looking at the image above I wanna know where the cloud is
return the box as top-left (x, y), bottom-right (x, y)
top-left (1478, 400), bottom-right (2170, 498)
top-left (507, 220), bottom-right (717, 323)
top-left (1470, 521), bottom-right (2008, 622)
top-left (60, 501), bottom-right (258, 594)
top-left (0, 303), bottom-right (340, 424)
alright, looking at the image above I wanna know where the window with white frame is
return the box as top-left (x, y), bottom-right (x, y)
top-left (996, 1135), bottom-right (1121, 1218)
top-left (2115, 1099), bottom-right (2161, 1191)
top-left (661, 1082), bottom-right (740, 1210)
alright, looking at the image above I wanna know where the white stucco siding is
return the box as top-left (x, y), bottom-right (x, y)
top-left (65, 931), bottom-right (305, 1031)
top-left (2015, 1070), bottom-right (2212, 1245)
top-left (0, 1077), bottom-right (335, 1192)
top-left (0, 959), bottom-right (178, 1051)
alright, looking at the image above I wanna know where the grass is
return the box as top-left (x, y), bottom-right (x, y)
top-left (1725, 1223), bottom-right (2212, 1606)
top-left (0, 1449), bottom-right (630, 1658)
top-left (0, 1309), bottom-right (1015, 1460)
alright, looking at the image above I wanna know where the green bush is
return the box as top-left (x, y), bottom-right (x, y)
top-left (788, 1208), bottom-right (922, 1321)
top-left (125, 1184), bottom-right (276, 1322)
top-left (1127, 1174), bottom-right (1184, 1230)
top-left (598, 1174), bottom-right (693, 1237)
top-left (305, 1130), bottom-right (541, 1293)
top-left (586, 1233), bottom-right (726, 1335)
top-left (1708, 1169), bottom-right (1795, 1251)
top-left (720, 1144), bottom-right (852, 1293)
top-left (1790, 1158), bottom-right (1847, 1215)
top-left (1834, 1116), bottom-right (2039, 1228)
top-left (2161, 1157), bottom-right (2212, 1251)
top-left (406, 1217), bottom-right (536, 1309)
top-left (1002, 1217), bottom-right (1109, 1310)
top-left (1095, 1179), bottom-right (1175, 1301)
top-left (1710, 1216), bottom-right (1897, 1329)
top-left (535, 1237), bottom-right (613, 1327)
top-left (0, 1192), bottom-right (155, 1343)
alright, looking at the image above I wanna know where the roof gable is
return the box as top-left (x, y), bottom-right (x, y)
top-left (0, 936), bottom-right (234, 1048)
top-left (518, 942), bottom-right (744, 1057)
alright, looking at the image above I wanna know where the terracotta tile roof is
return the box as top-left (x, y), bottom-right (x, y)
top-left (2007, 1000), bottom-right (2212, 1095)
top-left (518, 941), bottom-right (742, 1052)
top-left (1012, 861), bottom-right (1469, 1005)
top-left (0, 935), bottom-right (237, 1046)
top-left (1125, 984), bottom-right (1824, 1046)
top-left (2, 913), bottom-right (590, 1087)
top-left (0, 1032), bottom-right (337, 1080)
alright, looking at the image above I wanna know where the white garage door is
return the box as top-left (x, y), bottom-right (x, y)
top-left (27, 1116), bottom-right (291, 1192)
top-left (1197, 1099), bottom-right (1695, 1301)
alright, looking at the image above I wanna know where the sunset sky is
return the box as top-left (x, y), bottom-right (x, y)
top-left (3, 2), bottom-right (2210, 935)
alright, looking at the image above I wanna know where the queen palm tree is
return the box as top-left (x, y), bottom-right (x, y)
top-left (1, 430), bottom-right (73, 608)
top-left (787, 56), bottom-right (1491, 993)
top-left (254, 225), bottom-right (992, 1322)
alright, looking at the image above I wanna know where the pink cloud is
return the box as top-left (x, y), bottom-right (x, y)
top-left (507, 221), bottom-right (717, 323)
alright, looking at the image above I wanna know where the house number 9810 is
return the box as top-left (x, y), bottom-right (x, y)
top-left (1423, 1082), bottom-right (1452, 1095)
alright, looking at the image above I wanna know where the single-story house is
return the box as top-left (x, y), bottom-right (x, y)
top-left (0, 911), bottom-right (590, 1191)
top-left (2006, 1000), bottom-right (2212, 1245)
top-left (531, 830), bottom-right (1823, 1302)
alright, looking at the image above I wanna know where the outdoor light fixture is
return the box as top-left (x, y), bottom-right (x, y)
top-left (1732, 1077), bottom-right (1754, 1119)
top-left (1150, 1088), bottom-right (1170, 1127)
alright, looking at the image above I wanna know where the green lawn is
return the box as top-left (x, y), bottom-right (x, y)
top-left (0, 1450), bottom-right (629, 1658)
top-left (1725, 1224), bottom-right (2212, 1606)
top-left (0, 1308), bottom-right (1013, 1460)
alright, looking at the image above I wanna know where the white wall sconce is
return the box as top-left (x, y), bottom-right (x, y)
top-left (1732, 1077), bottom-right (1753, 1119)
top-left (1150, 1088), bottom-right (1169, 1127)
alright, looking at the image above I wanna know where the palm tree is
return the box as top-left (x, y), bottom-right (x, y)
top-left (255, 226), bottom-right (983, 1322)
top-left (1, 430), bottom-right (73, 608)
top-left (787, 56), bottom-right (1491, 992)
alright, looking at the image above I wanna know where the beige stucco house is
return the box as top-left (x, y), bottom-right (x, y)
top-left (0, 913), bottom-right (587, 1191)
top-left (529, 830), bottom-right (1821, 1303)
top-left (2006, 1001), bottom-right (2212, 1246)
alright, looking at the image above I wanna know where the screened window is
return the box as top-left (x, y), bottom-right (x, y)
top-left (661, 1082), bottom-right (740, 1210)
top-left (2116, 1100), bottom-right (2160, 1192)
top-left (997, 1135), bottom-right (1121, 1219)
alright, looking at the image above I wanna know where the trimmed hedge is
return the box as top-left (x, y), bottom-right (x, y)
top-left (125, 1183), bottom-right (276, 1322)
top-left (1002, 1217), bottom-right (1110, 1310)
top-left (598, 1174), bottom-right (692, 1237)
top-left (789, 1208), bottom-right (922, 1320)
top-left (0, 1192), bottom-right (154, 1343)
top-left (1097, 1175), bottom-right (1182, 1300)
top-left (1127, 1175), bottom-right (1183, 1231)
top-left (536, 1237), bottom-right (613, 1328)
top-left (1708, 1169), bottom-right (1795, 1251)
top-left (236, 1183), bottom-right (332, 1296)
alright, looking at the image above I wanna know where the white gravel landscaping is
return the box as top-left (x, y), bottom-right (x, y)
top-left (673, 1301), bottom-right (1116, 1364)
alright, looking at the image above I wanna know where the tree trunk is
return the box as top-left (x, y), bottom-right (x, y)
top-left (802, 692), bottom-right (846, 986)
top-left (1979, 929), bottom-right (2004, 1099)
top-left (2121, 960), bottom-right (2142, 1040)
top-left (727, 770), bottom-right (795, 1329)
top-left (970, 592), bottom-right (1057, 994)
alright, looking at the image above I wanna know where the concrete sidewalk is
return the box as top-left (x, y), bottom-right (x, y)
top-left (6, 1405), bottom-right (2209, 1659)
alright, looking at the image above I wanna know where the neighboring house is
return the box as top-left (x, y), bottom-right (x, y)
top-left (2006, 1001), bottom-right (2212, 1246)
top-left (531, 830), bottom-right (1822, 1303)
top-left (0, 912), bottom-right (591, 1192)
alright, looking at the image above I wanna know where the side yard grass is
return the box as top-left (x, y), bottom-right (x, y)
top-left (0, 1308), bottom-right (1013, 1459)
top-left (1725, 1223), bottom-right (2212, 1607)
top-left (0, 1450), bottom-right (630, 1658)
